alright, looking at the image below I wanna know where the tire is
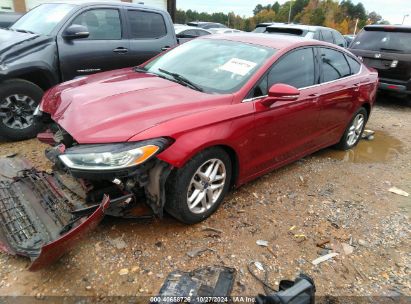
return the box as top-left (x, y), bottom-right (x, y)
top-left (0, 79), bottom-right (44, 141)
top-left (165, 147), bottom-right (232, 224)
top-left (335, 107), bottom-right (368, 150)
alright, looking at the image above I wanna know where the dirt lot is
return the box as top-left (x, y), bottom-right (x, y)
top-left (0, 93), bottom-right (410, 300)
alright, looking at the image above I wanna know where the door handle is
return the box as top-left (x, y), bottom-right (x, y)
top-left (161, 46), bottom-right (171, 51)
top-left (113, 47), bottom-right (128, 54)
top-left (352, 83), bottom-right (360, 91)
top-left (308, 93), bottom-right (320, 99)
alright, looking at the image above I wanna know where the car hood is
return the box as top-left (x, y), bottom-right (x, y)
top-left (0, 28), bottom-right (52, 62)
top-left (41, 68), bottom-right (233, 143)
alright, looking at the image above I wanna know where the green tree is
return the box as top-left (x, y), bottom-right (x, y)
top-left (272, 1), bottom-right (280, 14)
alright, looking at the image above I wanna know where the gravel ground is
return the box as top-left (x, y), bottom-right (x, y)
top-left (0, 93), bottom-right (410, 299)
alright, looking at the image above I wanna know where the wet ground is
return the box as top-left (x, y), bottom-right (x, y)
top-left (0, 93), bottom-right (410, 299)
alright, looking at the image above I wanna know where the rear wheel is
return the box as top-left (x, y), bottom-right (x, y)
top-left (165, 147), bottom-right (232, 224)
top-left (0, 79), bottom-right (44, 141)
top-left (336, 107), bottom-right (367, 150)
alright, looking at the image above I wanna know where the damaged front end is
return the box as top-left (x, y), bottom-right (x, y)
top-left (43, 134), bottom-right (174, 218)
top-left (0, 131), bottom-right (173, 270)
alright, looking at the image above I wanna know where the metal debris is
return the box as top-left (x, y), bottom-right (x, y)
top-left (256, 240), bottom-right (269, 247)
top-left (312, 252), bottom-right (339, 265)
top-left (388, 187), bottom-right (409, 197)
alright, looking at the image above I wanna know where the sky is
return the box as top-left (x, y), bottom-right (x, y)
top-left (177, 0), bottom-right (411, 25)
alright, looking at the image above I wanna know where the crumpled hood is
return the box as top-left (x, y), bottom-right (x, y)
top-left (0, 29), bottom-right (52, 62)
top-left (41, 68), bottom-right (232, 143)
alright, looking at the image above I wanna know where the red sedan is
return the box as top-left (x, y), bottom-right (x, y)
top-left (1, 34), bottom-right (378, 269)
top-left (39, 33), bottom-right (378, 223)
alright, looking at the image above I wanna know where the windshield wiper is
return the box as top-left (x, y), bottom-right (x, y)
top-left (158, 68), bottom-right (203, 92)
top-left (380, 47), bottom-right (403, 53)
top-left (9, 28), bottom-right (36, 34)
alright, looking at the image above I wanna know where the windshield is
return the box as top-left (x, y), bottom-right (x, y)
top-left (351, 30), bottom-right (411, 53)
top-left (10, 3), bottom-right (75, 35)
top-left (143, 39), bottom-right (276, 94)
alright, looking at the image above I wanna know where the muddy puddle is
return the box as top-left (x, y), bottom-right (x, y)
top-left (316, 130), bottom-right (405, 163)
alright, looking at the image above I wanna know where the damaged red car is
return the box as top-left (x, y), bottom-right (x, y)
top-left (0, 34), bottom-right (378, 269)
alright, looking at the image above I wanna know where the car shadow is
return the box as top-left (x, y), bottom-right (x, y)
top-left (375, 92), bottom-right (411, 108)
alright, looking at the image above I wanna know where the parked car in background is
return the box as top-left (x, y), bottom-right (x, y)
top-left (186, 21), bottom-right (227, 29)
top-left (174, 25), bottom-right (211, 43)
top-left (0, 12), bottom-right (22, 28)
top-left (344, 34), bottom-right (356, 46)
top-left (265, 24), bottom-right (347, 47)
top-left (349, 25), bottom-right (411, 96)
top-left (0, 2), bottom-right (177, 141)
top-left (208, 28), bottom-right (242, 34)
top-left (253, 22), bottom-right (282, 33)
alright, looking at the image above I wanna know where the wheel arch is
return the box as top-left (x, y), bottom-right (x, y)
top-left (2, 68), bottom-right (57, 91)
top-left (361, 102), bottom-right (371, 121)
top-left (158, 141), bottom-right (241, 188)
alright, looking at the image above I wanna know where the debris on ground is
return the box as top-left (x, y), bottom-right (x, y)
top-left (312, 253), bottom-right (339, 265)
top-left (108, 237), bottom-right (127, 249)
top-left (256, 240), bottom-right (269, 247)
top-left (388, 187), bottom-right (409, 197)
top-left (362, 129), bottom-right (375, 140)
top-left (341, 243), bottom-right (354, 255)
top-left (186, 247), bottom-right (215, 258)
top-left (157, 266), bottom-right (235, 299)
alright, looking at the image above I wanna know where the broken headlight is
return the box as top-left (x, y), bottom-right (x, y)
top-left (59, 139), bottom-right (169, 171)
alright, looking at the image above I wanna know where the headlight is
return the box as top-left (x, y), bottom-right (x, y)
top-left (59, 139), bottom-right (169, 171)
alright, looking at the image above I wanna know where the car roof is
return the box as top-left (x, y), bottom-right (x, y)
top-left (203, 33), bottom-right (326, 50)
top-left (364, 24), bottom-right (411, 31)
top-left (174, 25), bottom-right (210, 34)
top-left (266, 23), bottom-right (334, 32)
top-left (38, 1), bottom-right (163, 11)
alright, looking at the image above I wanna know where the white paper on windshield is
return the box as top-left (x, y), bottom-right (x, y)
top-left (220, 58), bottom-right (257, 76)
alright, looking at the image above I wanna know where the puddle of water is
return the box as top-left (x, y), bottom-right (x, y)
top-left (316, 131), bottom-right (405, 163)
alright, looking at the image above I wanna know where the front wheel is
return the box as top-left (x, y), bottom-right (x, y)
top-left (165, 147), bottom-right (232, 224)
top-left (335, 107), bottom-right (367, 150)
top-left (0, 79), bottom-right (44, 141)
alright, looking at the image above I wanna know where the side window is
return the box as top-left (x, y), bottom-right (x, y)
top-left (346, 55), bottom-right (361, 74)
top-left (71, 9), bottom-right (121, 40)
top-left (321, 30), bottom-right (334, 43)
top-left (333, 31), bottom-right (346, 47)
top-left (320, 48), bottom-right (351, 82)
top-left (196, 30), bottom-right (210, 36)
top-left (268, 48), bottom-right (316, 89)
top-left (127, 10), bottom-right (167, 39)
top-left (313, 30), bottom-right (321, 40)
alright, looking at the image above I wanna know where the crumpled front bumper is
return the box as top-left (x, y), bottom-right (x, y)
top-left (0, 157), bottom-right (110, 271)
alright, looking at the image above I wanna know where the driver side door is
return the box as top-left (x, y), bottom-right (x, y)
top-left (247, 47), bottom-right (322, 176)
top-left (57, 7), bottom-right (131, 81)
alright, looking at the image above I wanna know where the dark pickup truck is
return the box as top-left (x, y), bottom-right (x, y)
top-left (0, 2), bottom-right (177, 140)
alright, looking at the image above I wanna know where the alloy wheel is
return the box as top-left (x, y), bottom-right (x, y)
top-left (346, 113), bottom-right (364, 146)
top-left (0, 94), bottom-right (37, 129)
top-left (187, 158), bottom-right (227, 214)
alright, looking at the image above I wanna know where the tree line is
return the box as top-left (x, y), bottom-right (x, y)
top-left (175, 0), bottom-right (388, 34)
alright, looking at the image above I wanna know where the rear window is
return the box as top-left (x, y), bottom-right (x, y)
top-left (266, 27), bottom-right (304, 36)
top-left (127, 10), bottom-right (166, 39)
top-left (351, 29), bottom-right (411, 53)
top-left (253, 26), bottom-right (268, 33)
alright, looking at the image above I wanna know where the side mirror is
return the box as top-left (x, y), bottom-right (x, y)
top-left (63, 24), bottom-right (89, 40)
top-left (260, 83), bottom-right (300, 107)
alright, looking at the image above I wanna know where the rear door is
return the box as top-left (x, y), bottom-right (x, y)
top-left (316, 47), bottom-right (359, 144)
top-left (125, 9), bottom-right (175, 65)
top-left (57, 6), bottom-right (131, 81)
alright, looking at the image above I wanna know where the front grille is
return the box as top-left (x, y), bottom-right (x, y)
top-left (17, 170), bottom-right (74, 227)
top-left (0, 181), bottom-right (44, 252)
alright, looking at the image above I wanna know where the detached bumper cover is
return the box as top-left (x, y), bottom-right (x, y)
top-left (0, 157), bottom-right (110, 271)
